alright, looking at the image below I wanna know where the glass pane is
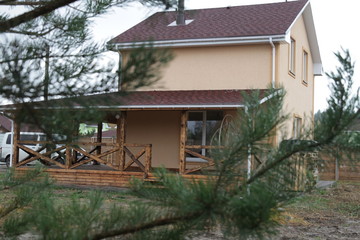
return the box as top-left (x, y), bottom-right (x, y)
top-left (290, 38), bottom-right (295, 73)
top-left (303, 51), bottom-right (308, 83)
top-left (206, 111), bottom-right (223, 146)
top-left (20, 134), bottom-right (38, 146)
top-left (6, 135), bottom-right (11, 144)
top-left (186, 112), bottom-right (203, 146)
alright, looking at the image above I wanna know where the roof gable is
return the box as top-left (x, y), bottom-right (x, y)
top-left (109, 0), bottom-right (308, 45)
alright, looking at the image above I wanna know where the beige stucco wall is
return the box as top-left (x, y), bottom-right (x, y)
top-left (122, 44), bottom-right (273, 91)
top-left (126, 110), bottom-right (180, 169)
top-left (121, 14), bottom-right (316, 152)
top-left (276, 15), bottom-right (315, 141)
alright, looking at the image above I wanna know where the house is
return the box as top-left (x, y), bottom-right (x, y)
top-left (1, 0), bottom-right (322, 187)
top-left (0, 114), bottom-right (42, 133)
top-left (0, 115), bottom-right (11, 133)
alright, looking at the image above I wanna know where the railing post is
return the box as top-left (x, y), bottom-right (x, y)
top-left (65, 145), bottom-right (72, 169)
top-left (179, 111), bottom-right (187, 174)
top-left (12, 121), bottom-right (20, 167)
top-left (93, 122), bottom-right (102, 165)
top-left (144, 144), bottom-right (152, 178)
top-left (117, 112), bottom-right (126, 170)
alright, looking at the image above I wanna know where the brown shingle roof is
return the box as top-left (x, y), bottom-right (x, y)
top-left (109, 0), bottom-right (307, 44)
top-left (0, 89), bottom-right (273, 111)
top-left (84, 89), bottom-right (265, 107)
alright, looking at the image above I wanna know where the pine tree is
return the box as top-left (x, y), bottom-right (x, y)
top-left (0, 0), bottom-right (174, 139)
top-left (0, 49), bottom-right (358, 240)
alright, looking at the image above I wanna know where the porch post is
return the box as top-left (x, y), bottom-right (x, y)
top-left (93, 122), bottom-right (102, 165)
top-left (179, 111), bottom-right (187, 174)
top-left (117, 111), bottom-right (126, 170)
top-left (65, 145), bottom-right (72, 169)
top-left (11, 121), bottom-right (20, 167)
top-left (96, 122), bottom-right (102, 155)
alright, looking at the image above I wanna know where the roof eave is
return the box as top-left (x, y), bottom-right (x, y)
top-left (107, 34), bottom-right (289, 51)
top-left (286, 0), bottom-right (323, 76)
top-left (0, 104), bottom-right (245, 111)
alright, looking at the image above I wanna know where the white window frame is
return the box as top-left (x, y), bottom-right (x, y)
top-left (289, 37), bottom-right (296, 75)
top-left (302, 50), bottom-right (308, 85)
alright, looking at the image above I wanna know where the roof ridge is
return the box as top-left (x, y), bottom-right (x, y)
top-left (156, 0), bottom-right (307, 13)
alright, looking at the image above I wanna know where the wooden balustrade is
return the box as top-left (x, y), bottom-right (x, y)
top-left (13, 141), bottom-right (152, 178)
top-left (183, 145), bottom-right (223, 174)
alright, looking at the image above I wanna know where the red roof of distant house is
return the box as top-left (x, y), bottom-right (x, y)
top-left (0, 89), bottom-right (275, 111)
top-left (0, 115), bottom-right (11, 131)
top-left (109, 0), bottom-right (307, 44)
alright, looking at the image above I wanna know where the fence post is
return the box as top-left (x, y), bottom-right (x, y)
top-left (335, 157), bottom-right (339, 181)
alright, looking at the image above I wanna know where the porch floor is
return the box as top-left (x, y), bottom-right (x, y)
top-left (14, 164), bottom-right (210, 188)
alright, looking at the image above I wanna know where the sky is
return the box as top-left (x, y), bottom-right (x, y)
top-left (91, 0), bottom-right (360, 111)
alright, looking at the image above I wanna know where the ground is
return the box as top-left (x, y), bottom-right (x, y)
top-left (0, 163), bottom-right (359, 239)
top-left (43, 181), bottom-right (360, 240)
top-left (277, 181), bottom-right (360, 240)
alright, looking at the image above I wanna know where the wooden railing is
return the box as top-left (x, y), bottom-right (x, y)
top-left (123, 143), bottom-right (152, 178)
top-left (183, 145), bottom-right (223, 174)
top-left (14, 141), bottom-right (152, 178)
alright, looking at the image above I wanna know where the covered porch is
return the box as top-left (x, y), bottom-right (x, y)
top-left (4, 89), bottom-right (271, 187)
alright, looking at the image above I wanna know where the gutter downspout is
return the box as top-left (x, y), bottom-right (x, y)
top-left (269, 37), bottom-right (276, 88)
top-left (245, 106), bottom-right (252, 182)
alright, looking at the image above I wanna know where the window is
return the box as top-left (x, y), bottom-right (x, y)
top-left (289, 38), bottom-right (296, 75)
top-left (293, 117), bottom-right (302, 139)
top-left (186, 111), bottom-right (223, 162)
top-left (302, 50), bottom-right (308, 85)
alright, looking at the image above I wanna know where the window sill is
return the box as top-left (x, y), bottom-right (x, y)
top-left (186, 157), bottom-right (208, 163)
top-left (288, 71), bottom-right (296, 78)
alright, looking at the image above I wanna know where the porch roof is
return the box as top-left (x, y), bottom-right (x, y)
top-left (0, 89), bottom-right (275, 111)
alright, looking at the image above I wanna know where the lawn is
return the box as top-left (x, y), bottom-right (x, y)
top-left (0, 166), bottom-right (359, 240)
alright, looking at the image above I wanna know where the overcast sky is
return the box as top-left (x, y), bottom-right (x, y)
top-left (92, 0), bottom-right (360, 112)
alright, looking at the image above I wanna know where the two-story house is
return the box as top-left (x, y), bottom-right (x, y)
top-left (2, 0), bottom-right (322, 187)
top-left (106, 0), bottom-right (321, 170)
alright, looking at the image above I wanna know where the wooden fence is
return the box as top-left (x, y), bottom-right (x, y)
top-left (318, 151), bottom-right (360, 181)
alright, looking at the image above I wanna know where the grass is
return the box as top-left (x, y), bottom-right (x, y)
top-left (282, 181), bottom-right (360, 226)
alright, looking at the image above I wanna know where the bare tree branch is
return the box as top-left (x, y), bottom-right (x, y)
top-left (0, 1), bottom-right (49, 6)
top-left (0, 0), bottom-right (80, 32)
top-left (6, 27), bottom-right (55, 36)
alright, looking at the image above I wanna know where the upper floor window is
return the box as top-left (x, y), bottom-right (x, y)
top-left (302, 50), bottom-right (308, 85)
top-left (289, 38), bottom-right (296, 75)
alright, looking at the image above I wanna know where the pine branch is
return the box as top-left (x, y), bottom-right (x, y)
top-left (0, 0), bottom-right (79, 32)
top-left (88, 212), bottom-right (201, 240)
